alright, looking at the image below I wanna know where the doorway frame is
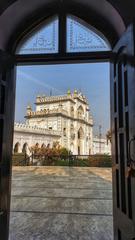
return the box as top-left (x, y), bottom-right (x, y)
top-left (1, 10), bottom-right (113, 240)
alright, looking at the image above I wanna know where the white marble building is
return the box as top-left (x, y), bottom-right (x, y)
top-left (93, 136), bottom-right (111, 155)
top-left (13, 91), bottom-right (93, 155)
top-left (13, 122), bottom-right (61, 155)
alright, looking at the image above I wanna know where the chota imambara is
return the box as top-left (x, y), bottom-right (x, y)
top-left (13, 90), bottom-right (111, 155)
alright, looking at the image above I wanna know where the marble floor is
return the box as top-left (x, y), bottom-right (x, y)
top-left (9, 166), bottom-right (113, 240)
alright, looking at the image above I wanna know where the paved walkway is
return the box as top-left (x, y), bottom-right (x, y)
top-left (9, 166), bottom-right (113, 240)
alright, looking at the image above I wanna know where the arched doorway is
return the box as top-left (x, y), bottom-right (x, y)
top-left (22, 142), bottom-right (28, 154)
top-left (77, 126), bottom-right (84, 155)
top-left (77, 105), bottom-right (84, 119)
top-left (14, 142), bottom-right (20, 153)
top-left (0, 1), bottom-right (135, 240)
top-left (70, 143), bottom-right (74, 153)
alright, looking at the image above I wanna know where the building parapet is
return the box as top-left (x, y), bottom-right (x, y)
top-left (36, 93), bottom-right (87, 105)
top-left (25, 110), bottom-right (93, 126)
top-left (93, 136), bottom-right (107, 144)
top-left (26, 108), bottom-right (68, 117)
top-left (14, 122), bottom-right (61, 136)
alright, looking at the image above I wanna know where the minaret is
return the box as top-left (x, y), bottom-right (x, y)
top-left (74, 89), bottom-right (78, 96)
top-left (36, 95), bottom-right (41, 103)
top-left (26, 104), bottom-right (32, 115)
top-left (67, 89), bottom-right (71, 95)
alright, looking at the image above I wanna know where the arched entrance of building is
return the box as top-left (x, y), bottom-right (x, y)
top-left (14, 142), bottom-right (20, 153)
top-left (0, 1), bottom-right (135, 240)
top-left (77, 127), bottom-right (84, 155)
top-left (22, 142), bottom-right (28, 154)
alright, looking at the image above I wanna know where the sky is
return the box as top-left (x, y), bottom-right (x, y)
top-left (15, 62), bottom-right (110, 137)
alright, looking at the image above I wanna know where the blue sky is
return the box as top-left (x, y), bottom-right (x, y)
top-left (15, 62), bottom-right (110, 137)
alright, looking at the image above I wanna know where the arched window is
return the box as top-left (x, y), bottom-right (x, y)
top-left (70, 124), bottom-right (74, 132)
top-left (63, 128), bottom-right (66, 137)
top-left (70, 124), bottom-right (75, 140)
top-left (77, 105), bottom-right (84, 119)
top-left (41, 143), bottom-right (46, 148)
top-left (67, 15), bottom-right (110, 52)
top-left (78, 127), bottom-right (84, 139)
top-left (35, 143), bottom-right (39, 148)
top-left (16, 15), bottom-right (110, 55)
top-left (16, 16), bottom-right (58, 54)
top-left (70, 143), bottom-right (74, 153)
top-left (71, 106), bottom-right (74, 117)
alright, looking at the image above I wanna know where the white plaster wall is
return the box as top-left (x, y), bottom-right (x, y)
top-left (93, 137), bottom-right (111, 155)
top-left (13, 130), bottom-right (61, 154)
top-left (20, 93), bottom-right (93, 155)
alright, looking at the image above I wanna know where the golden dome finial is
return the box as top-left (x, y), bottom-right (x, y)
top-left (27, 103), bottom-right (32, 110)
top-left (67, 89), bottom-right (71, 95)
top-left (74, 89), bottom-right (78, 95)
top-left (27, 104), bottom-right (32, 114)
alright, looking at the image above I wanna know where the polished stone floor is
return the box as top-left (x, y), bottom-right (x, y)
top-left (9, 166), bottom-right (113, 240)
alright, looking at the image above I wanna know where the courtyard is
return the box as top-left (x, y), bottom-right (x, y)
top-left (9, 166), bottom-right (113, 240)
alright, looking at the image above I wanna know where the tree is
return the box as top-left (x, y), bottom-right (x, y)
top-left (106, 130), bottom-right (112, 144)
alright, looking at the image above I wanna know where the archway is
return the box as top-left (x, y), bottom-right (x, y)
top-left (70, 143), bottom-right (74, 153)
top-left (1, 10), bottom-right (113, 240)
top-left (70, 124), bottom-right (75, 141)
top-left (70, 106), bottom-right (74, 117)
top-left (77, 105), bottom-right (84, 119)
top-left (14, 142), bottom-right (20, 153)
top-left (41, 143), bottom-right (46, 148)
top-left (22, 142), bottom-right (28, 153)
top-left (77, 126), bottom-right (84, 155)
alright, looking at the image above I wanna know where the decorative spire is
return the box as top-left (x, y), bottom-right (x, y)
top-left (26, 103), bottom-right (32, 115)
top-left (67, 89), bottom-right (71, 95)
top-left (74, 89), bottom-right (78, 95)
top-left (36, 95), bottom-right (41, 103)
top-left (27, 104), bottom-right (32, 110)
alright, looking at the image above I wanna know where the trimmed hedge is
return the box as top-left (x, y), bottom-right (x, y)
top-left (12, 153), bottom-right (112, 168)
top-left (87, 155), bottom-right (112, 167)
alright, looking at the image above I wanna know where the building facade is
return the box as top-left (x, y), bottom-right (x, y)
top-left (13, 122), bottom-right (61, 155)
top-left (13, 91), bottom-right (93, 155)
top-left (93, 136), bottom-right (111, 155)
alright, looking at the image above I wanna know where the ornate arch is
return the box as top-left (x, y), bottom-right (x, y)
top-left (71, 106), bottom-right (74, 117)
top-left (78, 126), bottom-right (84, 139)
top-left (22, 142), bottom-right (28, 153)
top-left (0, 0), bottom-right (126, 52)
top-left (70, 143), bottom-right (74, 153)
top-left (41, 143), bottom-right (46, 148)
top-left (14, 142), bottom-right (20, 153)
top-left (70, 124), bottom-right (75, 140)
top-left (77, 105), bottom-right (84, 119)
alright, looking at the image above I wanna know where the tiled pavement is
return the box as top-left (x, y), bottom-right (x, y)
top-left (9, 166), bottom-right (113, 240)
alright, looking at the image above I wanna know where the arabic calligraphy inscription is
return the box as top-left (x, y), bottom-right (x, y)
top-left (67, 16), bottom-right (110, 52)
top-left (16, 17), bottom-right (58, 54)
